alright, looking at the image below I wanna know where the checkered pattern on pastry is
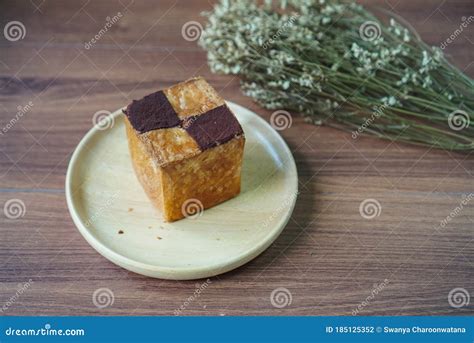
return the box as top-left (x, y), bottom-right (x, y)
top-left (123, 78), bottom-right (244, 166)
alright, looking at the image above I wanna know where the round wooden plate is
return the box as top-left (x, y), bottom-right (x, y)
top-left (66, 101), bottom-right (298, 280)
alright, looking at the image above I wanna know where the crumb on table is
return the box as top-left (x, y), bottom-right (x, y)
top-left (128, 208), bottom-right (133, 212)
top-left (156, 236), bottom-right (162, 240)
top-left (118, 230), bottom-right (124, 234)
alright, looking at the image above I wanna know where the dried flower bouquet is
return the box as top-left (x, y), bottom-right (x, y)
top-left (200, 0), bottom-right (474, 150)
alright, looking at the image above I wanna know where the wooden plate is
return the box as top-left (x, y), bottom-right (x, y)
top-left (66, 101), bottom-right (298, 280)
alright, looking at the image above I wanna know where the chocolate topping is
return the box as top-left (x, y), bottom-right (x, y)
top-left (124, 91), bottom-right (180, 133)
top-left (184, 105), bottom-right (243, 150)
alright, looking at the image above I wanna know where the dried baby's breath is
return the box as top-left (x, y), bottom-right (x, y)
top-left (200, 0), bottom-right (474, 150)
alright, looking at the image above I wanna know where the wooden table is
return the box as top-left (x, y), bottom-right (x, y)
top-left (1, 0), bottom-right (472, 316)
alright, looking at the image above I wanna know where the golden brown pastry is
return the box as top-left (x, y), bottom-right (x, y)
top-left (123, 77), bottom-right (245, 222)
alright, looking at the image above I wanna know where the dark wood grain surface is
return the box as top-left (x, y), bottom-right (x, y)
top-left (0, 0), bottom-right (473, 316)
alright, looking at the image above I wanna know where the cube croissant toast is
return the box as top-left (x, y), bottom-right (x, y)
top-left (123, 77), bottom-right (245, 222)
